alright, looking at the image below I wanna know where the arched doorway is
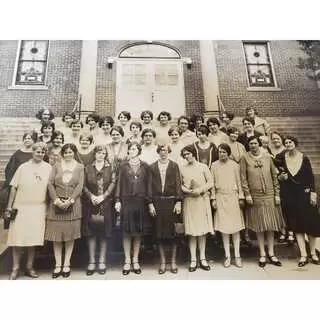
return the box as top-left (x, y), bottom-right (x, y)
top-left (115, 42), bottom-right (186, 117)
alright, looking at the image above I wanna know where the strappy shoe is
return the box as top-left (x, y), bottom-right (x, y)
top-left (62, 266), bottom-right (71, 278)
top-left (9, 269), bottom-right (19, 280)
top-left (188, 260), bottom-right (197, 272)
top-left (132, 262), bottom-right (142, 274)
top-left (310, 254), bottom-right (320, 265)
top-left (25, 268), bottom-right (39, 278)
top-left (199, 259), bottom-right (210, 271)
top-left (258, 256), bottom-right (266, 268)
top-left (86, 263), bottom-right (96, 276)
top-left (122, 262), bottom-right (131, 276)
top-left (158, 263), bottom-right (166, 275)
top-left (298, 256), bottom-right (308, 267)
top-left (52, 266), bottom-right (62, 279)
top-left (97, 262), bottom-right (107, 274)
top-left (268, 255), bottom-right (282, 267)
top-left (234, 257), bottom-right (243, 268)
top-left (223, 257), bottom-right (231, 268)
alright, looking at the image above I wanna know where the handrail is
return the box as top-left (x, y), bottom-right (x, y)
top-left (217, 95), bottom-right (226, 117)
top-left (71, 94), bottom-right (82, 119)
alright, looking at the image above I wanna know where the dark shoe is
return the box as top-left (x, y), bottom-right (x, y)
top-left (258, 256), bottom-right (266, 268)
top-left (86, 263), bottom-right (96, 276)
top-left (25, 268), bottom-right (39, 278)
top-left (122, 263), bottom-right (131, 276)
top-left (62, 266), bottom-right (71, 278)
top-left (9, 269), bottom-right (19, 280)
top-left (268, 255), bottom-right (282, 267)
top-left (158, 263), bottom-right (166, 275)
top-left (97, 262), bottom-right (106, 275)
top-left (188, 261), bottom-right (197, 272)
top-left (310, 255), bottom-right (320, 265)
top-left (298, 257), bottom-right (308, 267)
top-left (52, 266), bottom-right (62, 279)
top-left (132, 262), bottom-right (142, 274)
top-left (199, 259), bottom-right (211, 271)
top-left (170, 262), bottom-right (178, 274)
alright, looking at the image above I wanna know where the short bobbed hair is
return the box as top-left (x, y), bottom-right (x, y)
top-left (140, 110), bottom-right (153, 120)
top-left (157, 111), bottom-right (172, 121)
top-left (118, 111), bottom-right (131, 121)
top-left (156, 144), bottom-right (172, 154)
top-left (180, 145), bottom-right (197, 159)
top-left (99, 116), bottom-right (114, 128)
top-left (207, 117), bottom-right (220, 127)
top-left (110, 125), bottom-right (124, 137)
top-left (284, 135), bottom-right (299, 147)
top-left (141, 128), bottom-right (156, 138)
top-left (242, 116), bottom-right (255, 126)
top-left (218, 143), bottom-right (231, 156)
top-left (61, 143), bottom-right (78, 156)
top-left (128, 141), bottom-right (142, 155)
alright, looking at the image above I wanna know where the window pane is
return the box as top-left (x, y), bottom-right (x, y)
top-left (20, 40), bottom-right (48, 61)
top-left (244, 43), bottom-right (269, 64)
top-left (248, 65), bottom-right (273, 86)
top-left (16, 61), bottom-right (46, 84)
top-left (120, 44), bottom-right (179, 58)
top-left (154, 64), bottom-right (179, 86)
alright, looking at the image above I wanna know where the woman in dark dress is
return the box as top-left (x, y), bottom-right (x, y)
top-left (192, 125), bottom-right (218, 167)
top-left (114, 142), bottom-right (153, 275)
top-left (237, 117), bottom-right (262, 151)
top-left (149, 144), bottom-right (183, 274)
top-left (77, 133), bottom-right (95, 166)
top-left (276, 136), bottom-right (320, 267)
top-left (83, 145), bottom-right (116, 275)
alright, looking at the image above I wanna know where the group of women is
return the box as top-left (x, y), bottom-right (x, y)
top-left (1, 106), bottom-right (319, 280)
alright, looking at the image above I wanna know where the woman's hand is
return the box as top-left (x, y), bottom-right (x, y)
top-left (239, 199), bottom-right (245, 209)
top-left (278, 172), bottom-right (288, 182)
top-left (173, 202), bottom-right (181, 215)
top-left (310, 192), bottom-right (317, 206)
top-left (95, 195), bottom-right (104, 205)
top-left (191, 188), bottom-right (200, 197)
top-left (148, 203), bottom-right (157, 217)
top-left (245, 196), bottom-right (253, 205)
top-left (115, 201), bottom-right (121, 213)
top-left (275, 196), bottom-right (281, 206)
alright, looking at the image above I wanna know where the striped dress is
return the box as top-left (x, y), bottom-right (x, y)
top-left (45, 161), bottom-right (84, 242)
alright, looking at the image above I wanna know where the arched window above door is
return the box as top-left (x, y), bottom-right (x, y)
top-left (119, 43), bottom-right (181, 59)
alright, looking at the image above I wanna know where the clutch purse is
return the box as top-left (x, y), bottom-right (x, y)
top-left (89, 214), bottom-right (104, 228)
top-left (3, 208), bottom-right (18, 230)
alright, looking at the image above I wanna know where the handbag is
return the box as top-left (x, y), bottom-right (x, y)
top-left (89, 205), bottom-right (105, 228)
top-left (174, 213), bottom-right (184, 235)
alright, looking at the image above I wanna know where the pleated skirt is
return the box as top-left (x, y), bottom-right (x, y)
top-left (45, 219), bottom-right (81, 242)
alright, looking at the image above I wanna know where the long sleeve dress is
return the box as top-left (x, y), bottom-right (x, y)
top-left (239, 153), bottom-right (285, 232)
top-left (210, 159), bottom-right (245, 234)
top-left (192, 141), bottom-right (218, 168)
top-left (180, 161), bottom-right (214, 236)
top-left (150, 160), bottom-right (183, 240)
top-left (45, 161), bottom-right (84, 242)
top-left (115, 160), bottom-right (152, 236)
top-left (275, 152), bottom-right (320, 236)
top-left (82, 162), bottom-right (116, 238)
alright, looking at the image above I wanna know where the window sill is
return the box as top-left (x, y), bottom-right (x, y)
top-left (246, 87), bottom-right (282, 92)
top-left (8, 85), bottom-right (49, 91)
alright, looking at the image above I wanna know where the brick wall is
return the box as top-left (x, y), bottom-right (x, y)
top-left (95, 40), bottom-right (205, 117)
top-left (0, 40), bottom-right (82, 117)
top-left (215, 40), bottom-right (320, 116)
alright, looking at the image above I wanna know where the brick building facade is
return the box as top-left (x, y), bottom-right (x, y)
top-left (0, 40), bottom-right (319, 118)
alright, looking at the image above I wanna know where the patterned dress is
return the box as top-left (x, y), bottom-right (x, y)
top-left (239, 153), bottom-right (285, 232)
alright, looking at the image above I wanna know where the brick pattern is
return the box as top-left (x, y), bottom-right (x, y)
top-left (0, 40), bottom-right (82, 117)
top-left (95, 40), bottom-right (205, 117)
top-left (215, 40), bottom-right (320, 116)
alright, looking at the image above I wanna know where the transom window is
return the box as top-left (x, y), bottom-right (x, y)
top-left (243, 41), bottom-right (275, 87)
top-left (15, 40), bottom-right (49, 85)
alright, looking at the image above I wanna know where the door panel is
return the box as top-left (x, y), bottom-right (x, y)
top-left (116, 59), bottom-right (185, 118)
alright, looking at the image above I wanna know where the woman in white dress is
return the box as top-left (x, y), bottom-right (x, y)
top-left (210, 143), bottom-right (245, 268)
top-left (5, 142), bottom-right (52, 280)
top-left (140, 110), bottom-right (154, 131)
top-left (168, 126), bottom-right (185, 168)
top-left (155, 111), bottom-right (172, 145)
top-left (95, 116), bottom-right (114, 146)
top-left (180, 145), bottom-right (214, 272)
